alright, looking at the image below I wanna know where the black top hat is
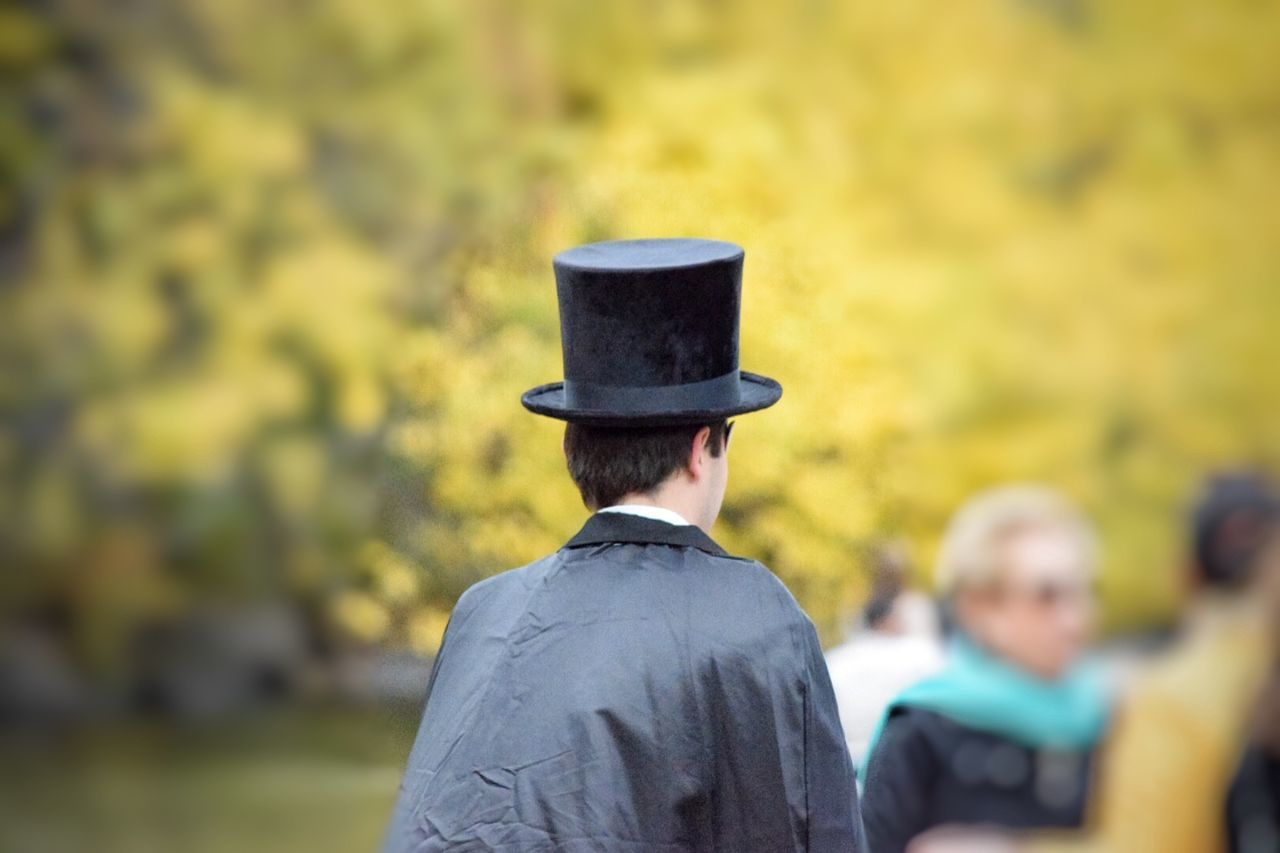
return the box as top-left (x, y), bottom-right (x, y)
top-left (521, 238), bottom-right (782, 426)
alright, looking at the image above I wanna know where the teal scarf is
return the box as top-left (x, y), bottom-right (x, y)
top-left (859, 635), bottom-right (1110, 780)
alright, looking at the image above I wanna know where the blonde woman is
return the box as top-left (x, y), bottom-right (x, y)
top-left (861, 487), bottom-right (1109, 853)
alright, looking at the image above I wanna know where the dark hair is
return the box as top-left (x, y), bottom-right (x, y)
top-left (563, 421), bottom-right (728, 510)
top-left (1190, 471), bottom-right (1280, 590)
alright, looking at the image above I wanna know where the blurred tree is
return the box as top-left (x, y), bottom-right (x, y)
top-left (2, 0), bottom-right (1277, 684)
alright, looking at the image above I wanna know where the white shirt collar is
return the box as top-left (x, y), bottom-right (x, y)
top-left (598, 504), bottom-right (692, 527)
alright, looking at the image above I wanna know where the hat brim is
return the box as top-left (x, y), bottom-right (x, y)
top-left (521, 371), bottom-right (782, 427)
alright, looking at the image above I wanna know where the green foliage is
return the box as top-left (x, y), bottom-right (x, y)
top-left (3, 0), bottom-right (1278, 661)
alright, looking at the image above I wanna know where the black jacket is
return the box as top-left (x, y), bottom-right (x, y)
top-left (384, 512), bottom-right (863, 852)
top-left (1227, 745), bottom-right (1280, 853)
top-left (862, 707), bottom-right (1094, 853)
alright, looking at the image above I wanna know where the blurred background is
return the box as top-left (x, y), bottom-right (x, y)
top-left (1, 0), bottom-right (1277, 849)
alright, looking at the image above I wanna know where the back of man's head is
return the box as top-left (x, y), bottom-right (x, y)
top-left (563, 421), bottom-right (729, 510)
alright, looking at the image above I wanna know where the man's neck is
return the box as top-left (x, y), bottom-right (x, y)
top-left (608, 491), bottom-right (707, 532)
top-left (599, 504), bottom-right (692, 527)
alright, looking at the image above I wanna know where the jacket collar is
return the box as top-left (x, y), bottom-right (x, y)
top-left (564, 512), bottom-right (730, 558)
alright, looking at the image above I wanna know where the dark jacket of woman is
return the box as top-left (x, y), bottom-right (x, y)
top-left (862, 706), bottom-right (1096, 853)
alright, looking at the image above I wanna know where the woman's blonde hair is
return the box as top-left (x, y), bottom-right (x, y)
top-left (935, 485), bottom-right (1098, 597)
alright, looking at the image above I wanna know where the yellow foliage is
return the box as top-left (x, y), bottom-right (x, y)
top-left (359, 540), bottom-right (420, 606)
top-left (408, 606), bottom-right (453, 657)
top-left (331, 591), bottom-right (391, 645)
top-left (5, 0), bottom-right (1279, 659)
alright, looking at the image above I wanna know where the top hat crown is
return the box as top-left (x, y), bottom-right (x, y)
top-left (521, 238), bottom-right (782, 426)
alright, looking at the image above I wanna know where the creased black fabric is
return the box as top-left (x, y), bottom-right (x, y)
top-left (384, 513), bottom-right (863, 852)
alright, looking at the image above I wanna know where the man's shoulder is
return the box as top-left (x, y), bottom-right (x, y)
top-left (452, 542), bottom-right (813, 640)
top-left (667, 551), bottom-right (822, 658)
top-left (681, 547), bottom-right (810, 617)
top-left (686, 544), bottom-right (775, 574)
top-left (450, 553), bottom-right (558, 621)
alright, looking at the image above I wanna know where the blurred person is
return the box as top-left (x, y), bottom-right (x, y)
top-left (383, 240), bottom-right (863, 851)
top-left (827, 549), bottom-right (945, 769)
top-left (867, 541), bottom-right (944, 639)
top-left (908, 471), bottom-right (1280, 853)
top-left (861, 486), bottom-right (1108, 853)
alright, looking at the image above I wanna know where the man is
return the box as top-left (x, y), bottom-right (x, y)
top-left (384, 238), bottom-right (863, 851)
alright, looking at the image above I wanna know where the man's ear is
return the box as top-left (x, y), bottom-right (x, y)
top-left (686, 425), bottom-right (712, 482)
